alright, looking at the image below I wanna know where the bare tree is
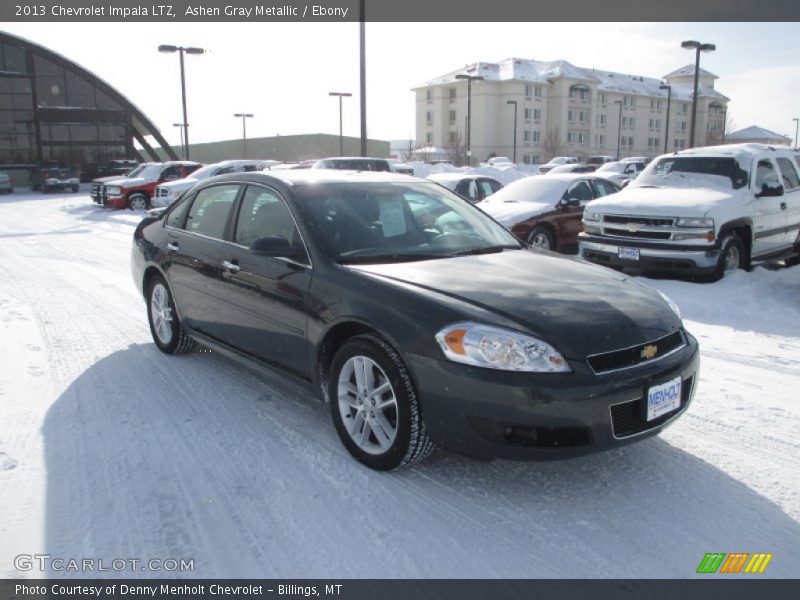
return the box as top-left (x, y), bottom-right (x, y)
top-left (400, 140), bottom-right (415, 163)
top-left (447, 130), bottom-right (467, 166)
top-left (542, 127), bottom-right (565, 161)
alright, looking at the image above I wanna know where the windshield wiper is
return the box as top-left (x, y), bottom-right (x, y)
top-left (338, 252), bottom-right (447, 264)
top-left (445, 245), bottom-right (520, 257)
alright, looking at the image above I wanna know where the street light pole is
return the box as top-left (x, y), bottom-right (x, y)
top-left (159, 44), bottom-right (206, 160)
top-left (614, 100), bottom-right (623, 160)
top-left (233, 113), bottom-right (254, 158)
top-left (329, 92), bottom-right (352, 155)
top-left (359, 0), bottom-right (367, 157)
top-left (659, 84), bottom-right (672, 154)
top-left (455, 73), bottom-right (484, 166)
top-left (793, 118), bottom-right (799, 150)
top-left (506, 100), bottom-right (518, 164)
top-left (681, 40), bottom-right (716, 148)
top-left (172, 123), bottom-right (185, 159)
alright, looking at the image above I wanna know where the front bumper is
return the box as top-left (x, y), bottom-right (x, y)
top-left (105, 195), bottom-right (126, 209)
top-left (407, 332), bottom-right (699, 460)
top-left (579, 238), bottom-right (720, 275)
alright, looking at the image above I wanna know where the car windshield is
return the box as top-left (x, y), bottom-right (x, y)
top-left (481, 177), bottom-right (566, 205)
top-left (131, 164), bottom-right (164, 180)
top-left (295, 182), bottom-right (521, 263)
top-left (598, 162), bottom-right (625, 173)
top-left (634, 156), bottom-right (748, 189)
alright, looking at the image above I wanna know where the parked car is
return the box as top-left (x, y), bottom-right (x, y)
top-left (587, 156), bottom-right (616, 166)
top-left (0, 171), bottom-right (12, 194)
top-left (579, 143), bottom-right (800, 280)
top-left (548, 164), bottom-right (597, 174)
top-left (596, 160), bottom-right (647, 185)
top-left (132, 169), bottom-right (698, 470)
top-left (538, 156), bottom-right (579, 174)
top-left (484, 156), bottom-right (516, 169)
top-left (313, 157), bottom-right (392, 172)
top-left (97, 161), bottom-right (202, 210)
top-left (621, 156), bottom-right (652, 165)
top-left (387, 159), bottom-right (415, 175)
top-left (477, 173), bottom-right (620, 251)
top-left (427, 173), bottom-right (503, 203)
top-left (91, 163), bottom-right (155, 204)
top-left (30, 164), bottom-right (81, 193)
top-left (152, 160), bottom-right (271, 207)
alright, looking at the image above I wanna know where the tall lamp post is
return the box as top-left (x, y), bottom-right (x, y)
top-left (172, 123), bottom-right (185, 159)
top-left (455, 73), bottom-right (484, 166)
top-left (328, 92), bottom-right (352, 155)
top-left (793, 118), bottom-right (799, 150)
top-left (233, 113), bottom-right (254, 158)
top-left (614, 99), bottom-right (623, 160)
top-left (158, 44), bottom-right (205, 160)
top-left (506, 100), bottom-right (518, 164)
top-left (659, 84), bottom-right (672, 154)
top-left (681, 40), bottom-right (715, 148)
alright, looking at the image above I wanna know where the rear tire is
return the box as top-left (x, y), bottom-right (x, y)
top-left (528, 226), bottom-right (555, 251)
top-left (328, 335), bottom-right (434, 470)
top-left (146, 275), bottom-right (196, 355)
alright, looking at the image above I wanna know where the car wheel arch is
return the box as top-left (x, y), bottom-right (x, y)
top-left (718, 218), bottom-right (753, 266)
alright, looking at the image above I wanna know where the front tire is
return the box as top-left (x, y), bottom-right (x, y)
top-left (528, 226), bottom-right (555, 251)
top-left (146, 275), bottom-right (196, 355)
top-left (128, 193), bottom-right (149, 211)
top-left (709, 234), bottom-right (745, 282)
top-left (329, 335), bottom-right (434, 471)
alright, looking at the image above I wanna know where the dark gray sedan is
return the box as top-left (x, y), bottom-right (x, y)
top-left (132, 170), bottom-right (698, 470)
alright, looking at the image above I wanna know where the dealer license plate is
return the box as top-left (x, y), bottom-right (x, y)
top-left (618, 247), bottom-right (640, 261)
top-left (647, 376), bottom-right (682, 421)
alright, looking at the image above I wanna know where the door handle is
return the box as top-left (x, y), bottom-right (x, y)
top-left (222, 260), bottom-right (241, 273)
top-left (166, 242), bottom-right (179, 252)
top-left (780, 202), bottom-right (787, 210)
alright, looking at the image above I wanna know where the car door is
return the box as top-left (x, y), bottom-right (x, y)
top-left (751, 157), bottom-right (788, 257)
top-left (162, 184), bottom-right (241, 337)
top-left (775, 157), bottom-right (800, 250)
top-left (219, 184), bottom-right (313, 378)
top-left (557, 179), bottom-right (594, 246)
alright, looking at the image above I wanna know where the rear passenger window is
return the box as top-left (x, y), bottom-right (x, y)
top-left (776, 157), bottom-right (800, 190)
top-left (185, 184), bottom-right (240, 239)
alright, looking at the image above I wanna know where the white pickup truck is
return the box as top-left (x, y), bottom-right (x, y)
top-left (578, 143), bottom-right (800, 281)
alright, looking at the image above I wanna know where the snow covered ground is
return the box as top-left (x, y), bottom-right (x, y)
top-left (0, 189), bottom-right (798, 579)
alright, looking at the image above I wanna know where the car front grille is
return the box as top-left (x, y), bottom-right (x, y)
top-left (603, 215), bottom-right (674, 227)
top-left (602, 228), bottom-right (672, 240)
top-left (587, 330), bottom-right (686, 374)
top-left (599, 214), bottom-right (684, 241)
top-left (90, 183), bottom-right (101, 200)
top-left (610, 375), bottom-right (694, 438)
top-left (156, 188), bottom-right (169, 197)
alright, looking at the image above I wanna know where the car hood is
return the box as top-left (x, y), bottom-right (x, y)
top-left (587, 186), bottom-right (735, 217)
top-left (349, 250), bottom-right (680, 359)
top-left (91, 175), bottom-right (125, 184)
top-left (478, 200), bottom-right (554, 227)
top-left (106, 176), bottom-right (152, 187)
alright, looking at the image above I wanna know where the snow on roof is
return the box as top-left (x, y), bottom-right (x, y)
top-left (663, 64), bottom-right (718, 80)
top-left (674, 142), bottom-right (792, 162)
top-left (417, 58), bottom-right (727, 101)
top-left (725, 126), bottom-right (791, 142)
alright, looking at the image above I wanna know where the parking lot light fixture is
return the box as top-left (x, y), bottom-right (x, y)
top-left (681, 40), bottom-right (716, 148)
top-left (659, 84), bottom-right (672, 153)
top-left (233, 113), bottom-right (254, 158)
top-left (329, 92), bottom-right (352, 155)
top-left (455, 73), bottom-right (484, 166)
top-left (614, 100), bottom-right (623, 160)
top-left (158, 45), bottom-right (206, 159)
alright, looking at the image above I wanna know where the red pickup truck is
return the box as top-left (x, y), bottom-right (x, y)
top-left (97, 161), bottom-right (202, 210)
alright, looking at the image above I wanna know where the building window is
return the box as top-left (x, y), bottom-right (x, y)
top-left (534, 86), bottom-right (542, 98)
top-left (426, 132), bottom-right (432, 144)
top-left (597, 114), bottom-right (606, 126)
top-left (680, 121), bottom-right (687, 132)
top-left (525, 84), bottom-right (533, 97)
top-left (524, 108), bottom-right (532, 120)
top-left (523, 155), bottom-right (531, 164)
top-left (622, 116), bottom-right (627, 127)
top-left (578, 110), bottom-right (586, 122)
top-left (533, 108), bottom-right (541, 120)
top-left (449, 131), bottom-right (458, 144)
top-left (623, 96), bottom-right (629, 107)
top-left (524, 130), bottom-right (531, 142)
top-left (449, 88), bottom-right (456, 102)
top-left (426, 111), bottom-right (432, 125)
top-left (630, 97), bottom-right (636, 107)
top-left (524, 130), bottom-right (540, 143)
top-left (425, 89), bottom-right (432, 102)
top-left (568, 109), bottom-right (574, 122)
top-left (598, 93), bottom-right (607, 104)
top-left (449, 109), bottom-right (456, 124)
top-left (532, 130), bottom-right (540, 142)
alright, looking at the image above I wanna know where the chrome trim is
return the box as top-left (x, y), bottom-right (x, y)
top-left (222, 240), bottom-right (312, 270)
top-left (608, 375), bottom-right (696, 440)
top-left (586, 330), bottom-right (687, 375)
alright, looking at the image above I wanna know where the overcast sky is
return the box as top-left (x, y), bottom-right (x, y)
top-left (2, 22), bottom-right (798, 146)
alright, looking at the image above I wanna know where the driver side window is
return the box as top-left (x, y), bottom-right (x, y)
top-left (755, 160), bottom-right (780, 189)
top-left (565, 180), bottom-right (593, 204)
top-left (160, 165), bottom-right (181, 181)
top-left (234, 185), bottom-right (308, 263)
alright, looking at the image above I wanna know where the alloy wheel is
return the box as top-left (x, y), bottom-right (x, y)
top-left (150, 283), bottom-right (174, 345)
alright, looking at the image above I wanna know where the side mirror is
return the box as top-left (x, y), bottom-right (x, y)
top-left (756, 183), bottom-right (784, 198)
top-left (560, 197), bottom-right (580, 208)
top-left (251, 235), bottom-right (296, 258)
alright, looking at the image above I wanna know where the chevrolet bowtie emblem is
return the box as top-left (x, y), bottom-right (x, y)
top-left (626, 223), bottom-right (640, 232)
top-left (641, 345), bottom-right (658, 359)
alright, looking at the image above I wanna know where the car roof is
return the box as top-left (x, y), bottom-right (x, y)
top-left (316, 156), bottom-right (389, 161)
top-left (206, 169), bottom-right (428, 188)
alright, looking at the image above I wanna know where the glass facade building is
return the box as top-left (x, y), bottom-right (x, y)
top-left (0, 31), bottom-right (176, 179)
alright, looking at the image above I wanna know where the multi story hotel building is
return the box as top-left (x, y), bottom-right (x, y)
top-left (413, 58), bottom-right (729, 165)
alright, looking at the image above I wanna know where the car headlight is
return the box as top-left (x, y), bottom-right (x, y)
top-left (106, 186), bottom-right (122, 196)
top-left (676, 217), bottom-right (714, 228)
top-left (435, 322), bottom-right (571, 372)
top-left (584, 211), bottom-right (601, 222)
top-left (657, 291), bottom-right (682, 321)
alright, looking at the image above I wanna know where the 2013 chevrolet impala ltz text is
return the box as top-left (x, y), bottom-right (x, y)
top-left (131, 170), bottom-right (699, 470)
